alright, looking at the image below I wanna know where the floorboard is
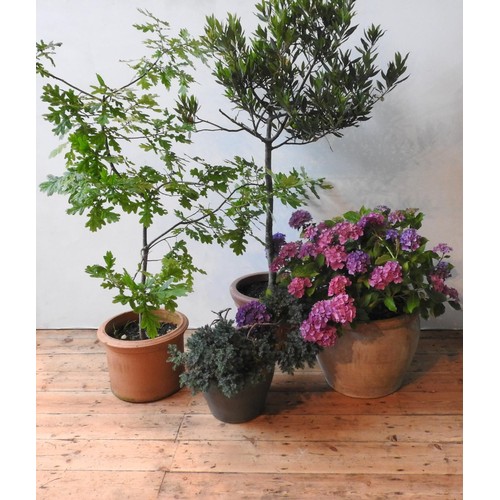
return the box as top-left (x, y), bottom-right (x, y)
top-left (36, 328), bottom-right (463, 499)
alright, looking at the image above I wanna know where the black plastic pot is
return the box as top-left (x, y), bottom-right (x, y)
top-left (203, 368), bottom-right (274, 423)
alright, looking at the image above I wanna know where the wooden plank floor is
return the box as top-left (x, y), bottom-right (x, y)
top-left (36, 328), bottom-right (462, 499)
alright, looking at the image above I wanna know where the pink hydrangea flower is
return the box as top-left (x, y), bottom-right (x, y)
top-left (332, 221), bottom-right (364, 244)
top-left (328, 293), bottom-right (357, 324)
top-left (270, 241), bottom-right (300, 272)
top-left (304, 225), bottom-right (319, 240)
top-left (328, 275), bottom-right (352, 296)
top-left (388, 210), bottom-right (406, 224)
top-left (369, 261), bottom-right (403, 290)
top-left (300, 294), bottom-right (356, 347)
top-left (287, 277), bottom-right (312, 298)
top-left (316, 225), bottom-right (336, 250)
top-left (429, 274), bottom-right (459, 300)
top-left (323, 244), bottom-right (347, 270)
top-left (300, 321), bottom-right (338, 347)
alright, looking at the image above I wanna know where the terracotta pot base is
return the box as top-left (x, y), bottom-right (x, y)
top-left (97, 310), bottom-right (188, 403)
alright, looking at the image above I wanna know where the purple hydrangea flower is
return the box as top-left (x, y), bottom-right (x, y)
top-left (400, 228), bottom-right (421, 251)
top-left (235, 301), bottom-right (271, 327)
top-left (433, 243), bottom-right (453, 255)
top-left (357, 212), bottom-right (385, 229)
top-left (375, 205), bottom-right (391, 214)
top-left (388, 210), bottom-right (406, 224)
top-left (369, 261), bottom-right (403, 290)
top-left (433, 261), bottom-right (452, 280)
top-left (272, 232), bottom-right (286, 254)
top-left (446, 286), bottom-right (459, 300)
top-left (385, 229), bottom-right (398, 241)
top-left (298, 241), bottom-right (319, 259)
top-left (346, 250), bottom-right (371, 275)
top-left (289, 210), bottom-right (313, 229)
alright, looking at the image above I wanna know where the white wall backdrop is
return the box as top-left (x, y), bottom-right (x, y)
top-left (36, 0), bottom-right (463, 330)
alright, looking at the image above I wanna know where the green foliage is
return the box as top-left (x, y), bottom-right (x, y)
top-left (180, 0), bottom-right (409, 273)
top-left (169, 290), bottom-right (320, 397)
top-left (168, 311), bottom-right (276, 397)
top-left (85, 242), bottom-right (202, 338)
top-left (202, 0), bottom-right (408, 145)
top-left (259, 287), bottom-right (320, 371)
top-left (36, 11), bottom-right (270, 339)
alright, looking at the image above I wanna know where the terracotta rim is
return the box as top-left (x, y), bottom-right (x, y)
top-left (346, 312), bottom-right (420, 333)
top-left (96, 309), bottom-right (189, 350)
top-left (229, 271), bottom-right (268, 304)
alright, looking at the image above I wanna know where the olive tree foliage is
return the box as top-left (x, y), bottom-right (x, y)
top-left (36, 11), bottom-right (270, 339)
top-left (180, 0), bottom-right (409, 287)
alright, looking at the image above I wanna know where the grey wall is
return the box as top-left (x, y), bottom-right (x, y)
top-left (36, 0), bottom-right (463, 329)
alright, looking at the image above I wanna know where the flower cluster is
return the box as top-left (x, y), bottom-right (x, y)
top-left (235, 300), bottom-right (272, 327)
top-left (272, 206), bottom-right (461, 347)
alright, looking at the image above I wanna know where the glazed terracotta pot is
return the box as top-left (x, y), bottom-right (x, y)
top-left (229, 271), bottom-right (268, 308)
top-left (203, 367), bottom-right (274, 423)
top-left (317, 314), bottom-right (420, 398)
top-left (97, 309), bottom-right (188, 403)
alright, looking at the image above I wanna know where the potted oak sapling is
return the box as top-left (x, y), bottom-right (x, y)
top-left (37, 11), bottom-right (260, 403)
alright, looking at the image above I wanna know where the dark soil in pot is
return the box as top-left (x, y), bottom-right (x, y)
top-left (109, 320), bottom-right (177, 341)
top-left (237, 280), bottom-right (267, 299)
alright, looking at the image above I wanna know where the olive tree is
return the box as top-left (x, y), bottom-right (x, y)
top-left (183, 0), bottom-right (409, 288)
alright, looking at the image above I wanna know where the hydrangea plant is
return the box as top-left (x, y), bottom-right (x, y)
top-left (271, 206), bottom-right (461, 347)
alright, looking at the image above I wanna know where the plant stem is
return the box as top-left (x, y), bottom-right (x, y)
top-left (139, 224), bottom-right (148, 340)
top-left (264, 117), bottom-right (275, 292)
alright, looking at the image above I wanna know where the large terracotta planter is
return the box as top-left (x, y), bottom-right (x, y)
top-left (229, 271), bottom-right (268, 308)
top-left (97, 309), bottom-right (188, 403)
top-left (203, 367), bottom-right (274, 423)
top-left (317, 314), bottom-right (420, 398)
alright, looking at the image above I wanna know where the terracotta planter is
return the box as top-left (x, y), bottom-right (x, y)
top-left (97, 309), bottom-right (188, 403)
top-left (317, 314), bottom-right (420, 398)
top-left (203, 367), bottom-right (274, 423)
top-left (229, 271), bottom-right (268, 308)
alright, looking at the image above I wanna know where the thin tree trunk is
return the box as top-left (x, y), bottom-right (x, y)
top-left (264, 118), bottom-right (275, 292)
top-left (139, 224), bottom-right (148, 340)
